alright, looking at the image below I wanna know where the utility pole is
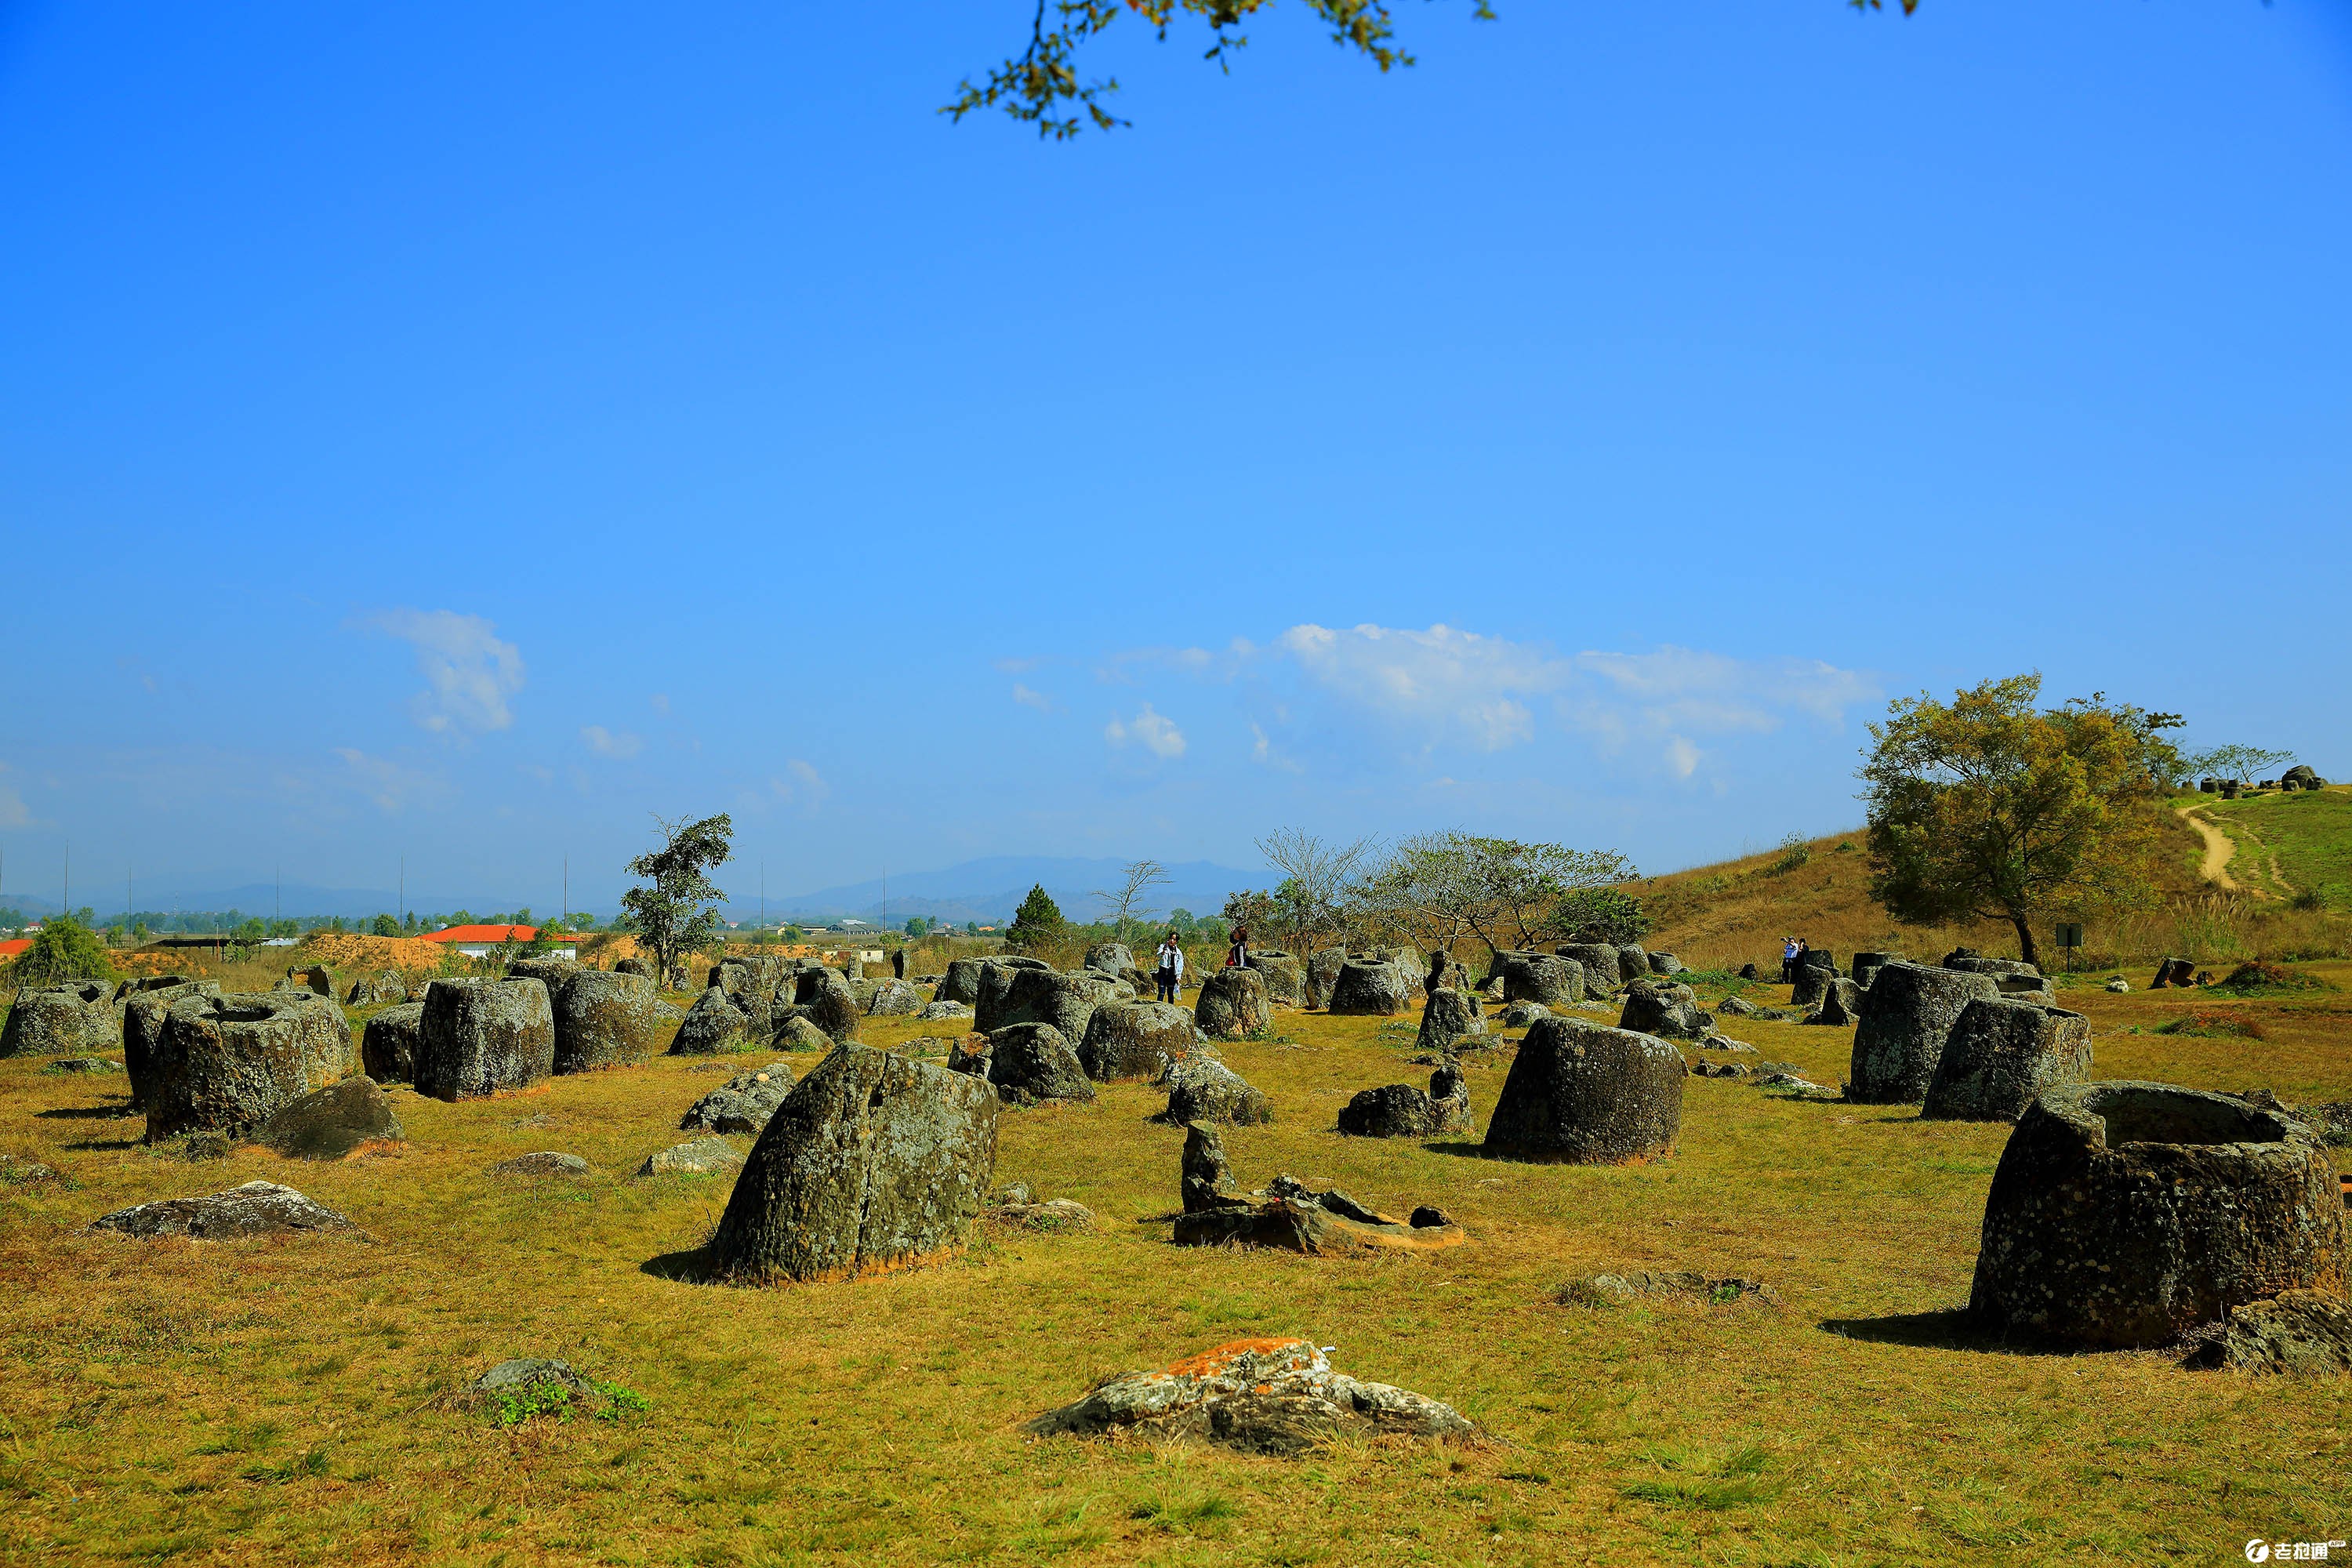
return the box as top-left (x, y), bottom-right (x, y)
top-left (563, 855), bottom-right (569, 927)
top-left (399, 853), bottom-right (405, 928)
top-left (63, 840), bottom-right (68, 917)
top-left (760, 858), bottom-right (765, 932)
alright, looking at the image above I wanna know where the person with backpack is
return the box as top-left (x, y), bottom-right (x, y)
top-left (1226, 927), bottom-right (1250, 971)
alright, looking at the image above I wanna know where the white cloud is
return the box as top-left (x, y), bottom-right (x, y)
top-left (768, 758), bottom-right (830, 810)
top-left (1665, 736), bottom-right (1702, 778)
top-left (1011, 684), bottom-right (1052, 712)
top-left (1105, 704), bottom-right (1186, 760)
top-left (580, 724), bottom-right (642, 759)
top-left (650, 693), bottom-right (670, 715)
top-left (1250, 722), bottom-right (1270, 763)
top-left (0, 762), bottom-right (28, 827)
top-left (1273, 622), bottom-right (1570, 751)
top-left (365, 608), bottom-right (524, 734)
top-left (1574, 647), bottom-right (1875, 734)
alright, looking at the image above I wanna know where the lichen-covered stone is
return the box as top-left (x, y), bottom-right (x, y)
top-left (1181, 1122), bottom-right (1243, 1213)
top-left (1970, 1082), bottom-right (2350, 1348)
top-left (670, 986), bottom-right (753, 1055)
top-left (1847, 962), bottom-right (2001, 1104)
top-left (1160, 1056), bottom-right (1273, 1126)
top-left (975, 966), bottom-right (1116, 1044)
top-left (1806, 978), bottom-right (1862, 1026)
top-left (982, 1022), bottom-right (1097, 1107)
top-left (1559, 943), bottom-right (1626, 991)
top-left (1078, 1000), bottom-right (1196, 1083)
top-left (147, 993), bottom-right (339, 1141)
top-left (1483, 1017), bottom-right (1682, 1164)
top-left (708, 1044), bottom-right (999, 1284)
top-left (2, 980), bottom-right (118, 1058)
top-left (637, 1136), bottom-right (746, 1178)
top-left (361, 1002), bottom-right (425, 1083)
top-left (1920, 998), bottom-right (2092, 1122)
top-left (414, 977), bottom-right (556, 1100)
top-left (552, 969), bottom-right (661, 1073)
top-left (1194, 967), bottom-right (1271, 1040)
top-left (255, 1076), bottom-right (403, 1160)
top-left (89, 1180), bottom-right (358, 1239)
top-left (681, 1061), bottom-right (798, 1134)
top-left (866, 978), bottom-right (924, 1017)
top-left (1245, 952), bottom-right (1304, 1005)
top-left (122, 979), bottom-right (223, 1108)
top-left (1491, 952), bottom-right (1582, 1007)
top-left (1301, 950), bottom-right (1347, 1010)
top-left (783, 967), bottom-right (864, 1044)
top-left (935, 958), bottom-right (986, 1006)
top-left (1326, 960), bottom-right (1410, 1016)
top-left (1337, 1065), bottom-right (1471, 1138)
top-left (2183, 1290), bottom-right (2352, 1377)
top-left (1172, 1179), bottom-right (1468, 1257)
top-left (1617, 981), bottom-right (1709, 1040)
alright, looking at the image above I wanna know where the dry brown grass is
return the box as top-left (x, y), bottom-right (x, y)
top-left (2, 964), bottom-right (2348, 1565)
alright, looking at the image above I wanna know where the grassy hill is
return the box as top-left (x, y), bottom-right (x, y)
top-left (2196, 784), bottom-right (2352, 910)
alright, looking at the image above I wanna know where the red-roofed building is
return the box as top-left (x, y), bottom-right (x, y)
top-left (0, 938), bottom-right (31, 964)
top-left (419, 924), bottom-right (578, 959)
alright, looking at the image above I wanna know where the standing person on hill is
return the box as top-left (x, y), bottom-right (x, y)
top-left (1154, 932), bottom-right (1184, 1003)
top-left (1226, 927), bottom-right (1250, 971)
top-left (1780, 935), bottom-right (1800, 985)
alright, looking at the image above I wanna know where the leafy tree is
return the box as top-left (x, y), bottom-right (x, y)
top-left (1004, 884), bottom-right (1065, 953)
top-left (2182, 743), bottom-right (2295, 786)
top-left (1090, 859), bottom-right (1171, 943)
top-left (1359, 832), bottom-right (1639, 960)
top-left (9, 916), bottom-right (117, 984)
top-left (904, 916), bottom-right (933, 937)
top-left (371, 913), bottom-right (400, 937)
top-left (1862, 675), bottom-right (2180, 968)
top-left (621, 814), bottom-right (733, 987)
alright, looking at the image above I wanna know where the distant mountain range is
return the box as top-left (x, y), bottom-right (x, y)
top-left (0, 855), bottom-right (1268, 931)
top-left (739, 856), bottom-right (1261, 927)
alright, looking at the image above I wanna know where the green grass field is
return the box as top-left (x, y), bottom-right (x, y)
top-left (3, 972), bottom-right (2350, 1566)
top-left (2205, 786), bottom-right (2352, 911)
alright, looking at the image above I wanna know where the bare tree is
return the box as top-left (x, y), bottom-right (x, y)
top-left (1359, 831), bottom-right (1639, 964)
top-left (1091, 858), bottom-right (1171, 945)
top-left (1254, 829), bottom-right (1375, 954)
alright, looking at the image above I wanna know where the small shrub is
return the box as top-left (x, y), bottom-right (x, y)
top-left (1769, 834), bottom-right (1811, 875)
top-left (2154, 1011), bottom-right (2267, 1040)
top-left (2212, 960), bottom-right (2321, 995)
top-left (2290, 890), bottom-right (2324, 912)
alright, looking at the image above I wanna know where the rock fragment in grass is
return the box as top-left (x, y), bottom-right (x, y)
top-left (2183, 1291), bottom-right (2352, 1378)
top-left (1415, 988), bottom-right (1486, 1055)
top-left (1156, 1056), bottom-right (1272, 1127)
top-left (256, 1076), bottom-right (404, 1160)
top-left (88, 1179), bottom-right (358, 1239)
top-left (1557, 1269), bottom-right (1782, 1309)
top-left (492, 1151), bottom-right (590, 1178)
top-left (680, 1061), bottom-right (797, 1134)
top-left (988, 1196), bottom-right (1095, 1231)
top-left (44, 1055), bottom-right (120, 1074)
top-left (637, 1136), bottom-right (745, 1177)
top-left (1174, 1175), bottom-right (1467, 1256)
top-left (1336, 1065), bottom-right (1472, 1138)
top-left (1025, 1338), bottom-right (1475, 1456)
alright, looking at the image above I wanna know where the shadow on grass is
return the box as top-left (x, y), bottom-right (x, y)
top-left (35, 1103), bottom-right (139, 1120)
top-left (1419, 1140), bottom-right (1495, 1160)
top-left (639, 1247), bottom-right (717, 1284)
top-left (64, 1136), bottom-right (143, 1151)
top-left (1819, 1308), bottom-right (2086, 1357)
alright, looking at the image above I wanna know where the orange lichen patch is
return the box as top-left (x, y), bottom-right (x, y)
top-left (1164, 1338), bottom-right (1312, 1377)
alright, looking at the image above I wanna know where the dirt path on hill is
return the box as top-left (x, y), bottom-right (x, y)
top-left (2178, 804), bottom-right (2244, 893)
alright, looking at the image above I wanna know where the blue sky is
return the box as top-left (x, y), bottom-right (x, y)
top-left (2, 0), bottom-right (2347, 912)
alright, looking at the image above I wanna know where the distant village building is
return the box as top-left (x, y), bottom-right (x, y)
top-left (420, 924), bottom-right (578, 960)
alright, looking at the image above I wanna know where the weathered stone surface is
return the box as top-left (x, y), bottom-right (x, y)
top-left (935, 958), bottom-right (986, 1006)
top-left (670, 987), bottom-right (752, 1055)
top-left (547, 969), bottom-right (659, 1074)
top-left (506, 956), bottom-right (579, 996)
top-left (708, 1044), bottom-right (999, 1283)
top-left (123, 980), bottom-right (223, 1107)
top-left (1414, 986), bottom-right (1486, 1056)
top-left (681, 1061), bottom-right (798, 1134)
top-left (1698, 1033), bottom-right (1757, 1053)
top-left (1847, 962), bottom-right (2002, 1104)
top-left (1921, 998), bottom-right (2092, 1122)
top-left (89, 1180), bottom-right (358, 1240)
top-left (1243, 952), bottom-right (1304, 1006)
top-left (1994, 973), bottom-right (2056, 1003)
top-left (1715, 995), bottom-right (1757, 1018)
top-left (361, 1002), bottom-right (426, 1083)
top-left (615, 956), bottom-right (657, 983)
top-left (1337, 1065), bottom-right (1471, 1138)
top-left (1483, 1017), bottom-right (1682, 1164)
top-left (1646, 952), bottom-right (1684, 976)
top-left (1025, 1339), bottom-right (1474, 1455)
top-left (1557, 1269), bottom-right (1782, 1309)
top-left (1195, 967), bottom-right (1272, 1040)
top-left (254, 1076), bottom-right (403, 1160)
top-left (147, 993), bottom-right (340, 1141)
top-left (1498, 1001), bottom-right (1551, 1029)
top-left (1327, 960), bottom-right (1410, 1017)
top-left (473, 1357), bottom-right (590, 1397)
top-left (1970, 1082), bottom-right (2350, 1348)
top-left (1182, 1122), bottom-right (1243, 1213)
top-left (917, 1000), bottom-right (972, 1023)
top-left (1491, 952), bottom-right (1583, 1007)
top-left (1851, 952), bottom-right (1899, 990)
top-left (1160, 1056), bottom-right (1274, 1126)
top-left (1945, 953), bottom-right (2040, 980)
top-left (1173, 1178), bottom-right (1468, 1256)
top-left (637, 1136), bottom-right (746, 1177)
top-left (1559, 943), bottom-right (1626, 991)
top-left (773, 1014), bottom-right (832, 1052)
top-left (1617, 982), bottom-right (1709, 1040)
top-left (1805, 978), bottom-right (1862, 1026)
top-left (2, 980), bottom-right (118, 1058)
top-left (1083, 942), bottom-right (1135, 978)
top-left (1077, 1000), bottom-right (1196, 1083)
top-left (981, 1022), bottom-right (1096, 1107)
top-left (285, 964), bottom-right (336, 998)
top-left (493, 1151), bottom-right (590, 1177)
top-left (274, 991), bottom-right (358, 1085)
top-left (1302, 950), bottom-right (1347, 1010)
top-left (975, 966), bottom-right (1115, 1044)
top-left (2183, 1290), bottom-right (2352, 1377)
top-left (1790, 964), bottom-right (1842, 1007)
top-left (1617, 945), bottom-right (1650, 985)
top-left (2105, 977), bottom-right (2131, 993)
top-left (866, 978), bottom-right (923, 1017)
top-left (345, 969), bottom-right (411, 1007)
top-left (988, 1197), bottom-right (1095, 1231)
top-left (414, 978), bottom-right (557, 1100)
top-left (45, 1055), bottom-right (118, 1073)
top-left (2281, 764), bottom-right (2325, 790)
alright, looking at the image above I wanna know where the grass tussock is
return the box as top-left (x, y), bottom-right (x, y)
top-left (2154, 1010), bottom-right (2269, 1040)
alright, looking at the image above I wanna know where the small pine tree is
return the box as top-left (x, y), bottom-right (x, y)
top-left (1004, 884), bottom-right (1065, 953)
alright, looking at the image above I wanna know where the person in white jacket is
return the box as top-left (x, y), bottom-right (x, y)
top-left (1154, 934), bottom-right (1185, 1003)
